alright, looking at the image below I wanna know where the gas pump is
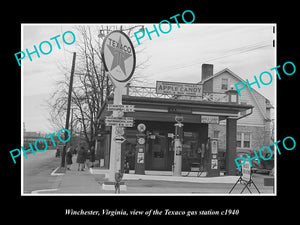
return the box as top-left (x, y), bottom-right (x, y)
top-left (173, 116), bottom-right (183, 176)
top-left (206, 138), bottom-right (220, 177)
top-left (135, 123), bottom-right (146, 175)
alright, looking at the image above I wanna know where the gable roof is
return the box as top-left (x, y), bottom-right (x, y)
top-left (199, 68), bottom-right (274, 121)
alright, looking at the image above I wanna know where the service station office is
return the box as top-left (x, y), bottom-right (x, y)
top-left (97, 70), bottom-right (253, 176)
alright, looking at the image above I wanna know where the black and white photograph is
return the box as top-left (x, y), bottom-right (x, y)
top-left (4, 5), bottom-right (298, 223)
top-left (21, 23), bottom-right (276, 195)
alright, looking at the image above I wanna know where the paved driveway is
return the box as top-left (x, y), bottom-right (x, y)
top-left (23, 149), bottom-right (62, 194)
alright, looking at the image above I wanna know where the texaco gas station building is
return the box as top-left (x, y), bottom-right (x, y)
top-left (99, 30), bottom-right (254, 177)
top-left (96, 64), bottom-right (253, 176)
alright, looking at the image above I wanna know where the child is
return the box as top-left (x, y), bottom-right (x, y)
top-left (115, 170), bottom-right (123, 194)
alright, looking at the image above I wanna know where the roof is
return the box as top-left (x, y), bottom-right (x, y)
top-left (122, 95), bottom-right (253, 109)
top-left (200, 68), bottom-right (274, 120)
top-left (97, 94), bottom-right (254, 123)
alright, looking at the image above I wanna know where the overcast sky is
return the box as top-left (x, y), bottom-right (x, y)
top-left (22, 23), bottom-right (275, 133)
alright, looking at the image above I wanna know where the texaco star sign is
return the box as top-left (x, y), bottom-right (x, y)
top-left (101, 30), bottom-right (136, 83)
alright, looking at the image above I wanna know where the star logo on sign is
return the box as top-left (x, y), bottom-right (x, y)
top-left (107, 36), bottom-right (132, 76)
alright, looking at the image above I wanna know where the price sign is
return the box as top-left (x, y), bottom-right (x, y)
top-left (242, 161), bottom-right (251, 181)
top-left (107, 104), bottom-right (135, 112)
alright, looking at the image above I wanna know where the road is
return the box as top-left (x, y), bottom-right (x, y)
top-left (23, 148), bottom-right (62, 194)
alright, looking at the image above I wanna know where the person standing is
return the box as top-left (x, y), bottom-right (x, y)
top-left (73, 146), bottom-right (77, 155)
top-left (76, 145), bottom-right (87, 171)
top-left (66, 147), bottom-right (73, 170)
top-left (85, 148), bottom-right (91, 169)
top-left (115, 170), bottom-right (123, 194)
top-left (90, 146), bottom-right (95, 168)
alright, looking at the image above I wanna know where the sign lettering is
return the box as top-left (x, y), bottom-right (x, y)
top-left (242, 161), bottom-right (251, 181)
top-left (101, 30), bottom-right (136, 83)
top-left (107, 104), bottom-right (135, 112)
top-left (201, 115), bottom-right (219, 124)
top-left (156, 81), bottom-right (203, 96)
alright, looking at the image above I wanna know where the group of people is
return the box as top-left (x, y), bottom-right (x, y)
top-left (66, 145), bottom-right (95, 171)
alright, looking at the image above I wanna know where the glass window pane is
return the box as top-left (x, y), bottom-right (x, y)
top-left (221, 78), bottom-right (228, 90)
top-left (244, 133), bottom-right (250, 141)
top-left (244, 141), bottom-right (250, 148)
top-left (213, 130), bottom-right (219, 138)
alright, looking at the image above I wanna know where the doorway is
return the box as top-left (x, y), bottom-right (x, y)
top-left (147, 130), bottom-right (173, 171)
top-left (151, 133), bottom-right (166, 170)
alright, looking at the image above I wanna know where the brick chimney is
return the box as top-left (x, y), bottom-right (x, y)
top-left (202, 64), bottom-right (214, 92)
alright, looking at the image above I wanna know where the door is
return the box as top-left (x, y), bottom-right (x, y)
top-left (150, 133), bottom-right (167, 170)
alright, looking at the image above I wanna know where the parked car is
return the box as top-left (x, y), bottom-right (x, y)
top-left (252, 158), bottom-right (274, 175)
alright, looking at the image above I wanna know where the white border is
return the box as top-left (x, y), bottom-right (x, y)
top-left (273, 23), bottom-right (277, 195)
top-left (21, 23), bottom-right (277, 196)
top-left (21, 23), bottom-right (24, 195)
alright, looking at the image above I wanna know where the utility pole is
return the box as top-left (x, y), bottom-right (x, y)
top-left (61, 52), bottom-right (76, 168)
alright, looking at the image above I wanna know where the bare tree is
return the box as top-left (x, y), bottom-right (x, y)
top-left (47, 25), bottom-right (149, 149)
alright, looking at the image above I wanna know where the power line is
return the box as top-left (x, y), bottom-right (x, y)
top-left (60, 26), bottom-right (68, 69)
top-left (154, 41), bottom-right (272, 75)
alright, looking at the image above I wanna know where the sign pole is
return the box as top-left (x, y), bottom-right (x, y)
top-left (101, 30), bottom-right (136, 187)
top-left (108, 82), bottom-right (126, 182)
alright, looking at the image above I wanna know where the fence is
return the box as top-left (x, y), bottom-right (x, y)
top-left (126, 85), bottom-right (230, 103)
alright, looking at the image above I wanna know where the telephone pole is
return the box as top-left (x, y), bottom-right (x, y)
top-left (61, 52), bottom-right (76, 167)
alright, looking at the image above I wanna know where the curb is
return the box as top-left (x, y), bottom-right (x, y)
top-left (122, 174), bottom-right (239, 183)
top-left (102, 182), bottom-right (127, 191)
top-left (51, 166), bottom-right (65, 176)
top-left (31, 188), bottom-right (58, 194)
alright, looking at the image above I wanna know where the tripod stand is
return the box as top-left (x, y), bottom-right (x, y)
top-left (229, 174), bottom-right (260, 194)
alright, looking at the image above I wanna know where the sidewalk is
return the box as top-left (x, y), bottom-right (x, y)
top-left (90, 168), bottom-right (240, 183)
top-left (48, 163), bottom-right (102, 194)
top-left (36, 164), bottom-right (274, 195)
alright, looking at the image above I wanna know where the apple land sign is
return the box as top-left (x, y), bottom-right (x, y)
top-left (101, 30), bottom-right (136, 83)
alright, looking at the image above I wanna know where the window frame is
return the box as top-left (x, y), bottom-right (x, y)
top-left (236, 132), bottom-right (251, 149)
top-left (221, 78), bottom-right (228, 90)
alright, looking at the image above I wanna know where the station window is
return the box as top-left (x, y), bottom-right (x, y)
top-left (182, 131), bottom-right (199, 158)
top-left (237, 132), bottom-right (251, 148)
top-left (213, 130), bottom-right (220, 139)
top-left (243, 133), bottom-right (250, 148)
top-left (221, 78), bottom-right (228, 90)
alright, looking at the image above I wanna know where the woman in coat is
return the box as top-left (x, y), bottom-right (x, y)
top-left (76, 146), bottom-right (87, 171)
